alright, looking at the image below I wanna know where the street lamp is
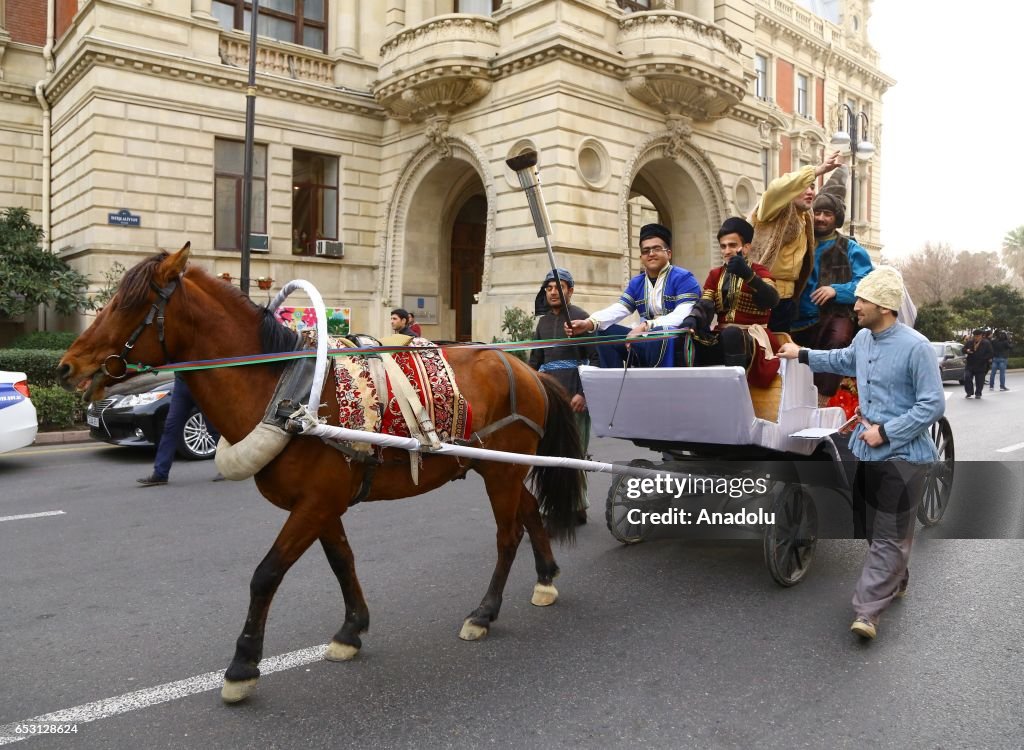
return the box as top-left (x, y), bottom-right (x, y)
top-left (830, 104), bottom-right (874, 239)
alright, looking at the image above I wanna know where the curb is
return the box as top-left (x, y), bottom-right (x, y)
top-left (33, 429), bottom-right (94, 446)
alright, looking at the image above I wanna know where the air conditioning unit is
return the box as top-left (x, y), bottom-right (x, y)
top-left (314, 240), bottom-right (344, 258)
top-left (249, 233), bottom-right (270, 253)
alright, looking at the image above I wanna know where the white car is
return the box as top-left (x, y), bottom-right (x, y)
top-left (0, 370), bottom-right (39, 454)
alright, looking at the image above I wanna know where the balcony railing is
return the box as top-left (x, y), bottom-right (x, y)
top-left (219, 33), bottom-right (335, 85)
top-left (617, 11), bottom-right (746, 120)
top-left (374, 14), bottom-right (499, 121)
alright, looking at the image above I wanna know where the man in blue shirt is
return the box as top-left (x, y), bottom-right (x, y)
top-left (779, 266), bottom-right (945, 640)
top-left (791, 167), bottom-right (873, 406)
top-left (565, 223), bottom-right (701, 368)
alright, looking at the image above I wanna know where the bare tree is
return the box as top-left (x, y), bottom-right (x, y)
top-left (893, 242), bottom-right (955, 305)
top-left (892, 244), bottom-right (1008, 305)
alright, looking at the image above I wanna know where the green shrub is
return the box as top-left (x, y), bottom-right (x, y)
top-left (491, 306), bottom-right (535, 362)
top-left (1008, 357), bottom-right (1024, 370)
top-left (30, 385), bottom-right (85, 428)
top-left (0, 349), bottom-right (64, 387)
top-left (9, 331), bottom-right (78, 350)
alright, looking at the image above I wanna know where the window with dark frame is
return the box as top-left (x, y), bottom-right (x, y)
top-left (214, 139), bottom-right (267, 252)
top-left (616, 0), bottom-right (651, 11)
top-left (211, 0), bottom-right (327, 52)
top-left (454, 0), bottom-right (502, 12)
top-left (292, 150), bottom-right (339, 257)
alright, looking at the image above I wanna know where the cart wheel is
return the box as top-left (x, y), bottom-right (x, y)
top-left (605, 459), bottom-right (655, 545)
top-left (918, 417), bottom-right (955, 526)
top-left (763, 483), bottom-right (817, 587)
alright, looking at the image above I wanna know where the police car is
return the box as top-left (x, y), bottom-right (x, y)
top-left (0, 370), bottom-right (38, 454)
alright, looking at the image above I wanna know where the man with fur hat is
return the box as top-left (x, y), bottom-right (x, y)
top-left (681, 217), bottom-right (780, 369)
top-left (778, 266), bottom-right (945, 641)
top-left (529, 268), bottom-right (598, 524)
top-left (565, 223), bottom-right (701, 368)
top-left (749, 151), bottom-right (843, 331)
top-left (791, 166), bottom-right (874, 406)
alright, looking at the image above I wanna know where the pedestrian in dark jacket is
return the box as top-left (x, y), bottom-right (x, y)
top-left (963, 328), bottom-right (993, 398)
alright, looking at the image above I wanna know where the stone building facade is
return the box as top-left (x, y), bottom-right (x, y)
top-left (0, 0), bottom-right (891, 340)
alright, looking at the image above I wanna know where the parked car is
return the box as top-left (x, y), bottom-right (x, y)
top-left (86, 373), bottom-right (217, 459)
top-left (931, 341), bottom-right (966, 384)
top-left (0, 370), bottom-right (39, 454)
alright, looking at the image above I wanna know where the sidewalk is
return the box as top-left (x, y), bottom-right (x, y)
top-left (34, 428), bottom-right (94, 446)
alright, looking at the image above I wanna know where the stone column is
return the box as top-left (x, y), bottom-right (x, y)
top-left (334, 0), bottom-right (359, 56)
top-left (385, 0), bottom-right (405, 35)
top-left (192, 0), bottom-right (215, 20)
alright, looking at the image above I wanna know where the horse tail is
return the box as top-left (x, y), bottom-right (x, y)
top-left (528, 373), bottom-right (585, 545)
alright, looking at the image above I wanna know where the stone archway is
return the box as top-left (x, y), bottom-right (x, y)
top-left (618, 132), bottom-right (728, 286)
top-left (380, 137), bottom-right (495, 339)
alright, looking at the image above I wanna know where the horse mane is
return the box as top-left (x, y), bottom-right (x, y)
top-left (119, 253), bottom-right (301, 355)
top-left (118, 252), bottom-right (170, 310)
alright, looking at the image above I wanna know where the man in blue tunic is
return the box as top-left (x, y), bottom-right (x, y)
top-left (778, 266), bottom-right (945, 640)
top-left (791, 167), bottom-right (874, 406)
top-left (564, 223), bottom-right (701, 368)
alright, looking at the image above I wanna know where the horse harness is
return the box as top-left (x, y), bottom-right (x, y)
top-left (101, 279), bottom-right (179, 379)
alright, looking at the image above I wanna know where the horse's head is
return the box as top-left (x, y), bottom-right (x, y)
top-left (58, 243), bottom-right (192, 401)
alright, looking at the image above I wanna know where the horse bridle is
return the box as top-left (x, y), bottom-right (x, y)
top-left (101, 279), bottom-right (179, 379)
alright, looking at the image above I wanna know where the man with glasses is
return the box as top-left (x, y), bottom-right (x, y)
top-left (565, 223), bottom-right (700, 368)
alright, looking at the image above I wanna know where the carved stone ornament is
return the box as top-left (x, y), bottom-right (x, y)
top-left (425, 116), bottom-right (452, 159)
top-left (665, 116), bottom-right (694, 160)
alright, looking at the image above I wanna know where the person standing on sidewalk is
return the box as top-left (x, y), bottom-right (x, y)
top-left (137, 374), bottom-right (221, 487)
top-left (989, 329), bottom-right (1011, 391)
top-left (777, 266), bottom-right (945, 640)
top-left (963, 328), bottom-right (993, 399)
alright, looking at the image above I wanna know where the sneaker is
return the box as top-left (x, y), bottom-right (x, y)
top-left (965, 394), bottom-right (973, 399)
top-left (975, 394), bottom-right (982, 399)
top-left (1001, 387), bottom-right (1010, 391)
top-left (212, 473), bottom-right (226, 482)
top-left (137, 474), bottom-right (168, 487)
top-left (895, 580), bottom-right (908, 599)
top-left (850, 616), bottom-right (877, 639)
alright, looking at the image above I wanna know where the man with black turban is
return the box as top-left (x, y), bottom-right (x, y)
top-left (565, 223), bottom-right (701, 368)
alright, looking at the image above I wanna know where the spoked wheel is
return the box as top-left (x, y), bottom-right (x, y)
top-left (763, 483), bottom-right (818, 587)
top-left (606, 459), bottom-right (656, 545)
top-left (918, 417), bottom-right (955, 526)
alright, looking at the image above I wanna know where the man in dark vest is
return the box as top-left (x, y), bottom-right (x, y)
top-left (791, 166), bottom-right (873, 407)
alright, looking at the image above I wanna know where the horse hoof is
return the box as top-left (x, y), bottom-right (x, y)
top-left (221, 678), bottom-right (258, 704)
top-left (324, 641), bottom-right (360, 662)
top-left (531, 583), bottom-right (558, 607)
top-left (459, 620), bottom-right (489, 641)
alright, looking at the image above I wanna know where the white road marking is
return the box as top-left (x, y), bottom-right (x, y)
top-left (0, 511), bottom-right (66, 524)
top-left (0, 645), bottom-right (327, 745)
top-left (996, 442), bottom-right (1024, 454)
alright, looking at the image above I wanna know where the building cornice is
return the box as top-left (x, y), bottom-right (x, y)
top-left (46, 37), bottom-right (386, 118)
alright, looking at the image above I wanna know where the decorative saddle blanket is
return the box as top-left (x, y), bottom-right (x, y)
top-left (331, 336), bottom-right (472, 453)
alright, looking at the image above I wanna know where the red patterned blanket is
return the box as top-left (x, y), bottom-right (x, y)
top-left (332, 338), bottom-right (472, 446)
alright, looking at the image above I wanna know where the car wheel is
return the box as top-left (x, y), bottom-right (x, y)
top-left (176, 407), bottom-right (217, 460)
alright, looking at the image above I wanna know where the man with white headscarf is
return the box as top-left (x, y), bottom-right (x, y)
top-left (778, 266), bottom-right (945, 641)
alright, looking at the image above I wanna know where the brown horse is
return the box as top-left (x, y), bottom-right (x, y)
top-left (58, 244), bottom-right (584, 703)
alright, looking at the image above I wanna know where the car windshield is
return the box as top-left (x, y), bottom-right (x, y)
top-left (931, 343), bottom-right (944, 357)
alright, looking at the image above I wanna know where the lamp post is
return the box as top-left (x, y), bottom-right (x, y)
top-left (829, 104), bottom-right (874, 240)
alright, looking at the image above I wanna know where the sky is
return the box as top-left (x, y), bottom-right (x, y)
top-left (867, 2), bottom-right (1024, 258)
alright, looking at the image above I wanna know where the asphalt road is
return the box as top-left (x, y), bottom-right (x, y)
top-left (1, 391), bottom-right (1022, 749)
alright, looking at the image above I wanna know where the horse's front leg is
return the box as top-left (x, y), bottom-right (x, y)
top-left (517, 486), bottom-right (561, 607)
top-left (319, 516), bottom-right (370, 661)
top-left (221, 509), bottom-right (323, 703)
top-left (459, 466), bottom-right (526, 641)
